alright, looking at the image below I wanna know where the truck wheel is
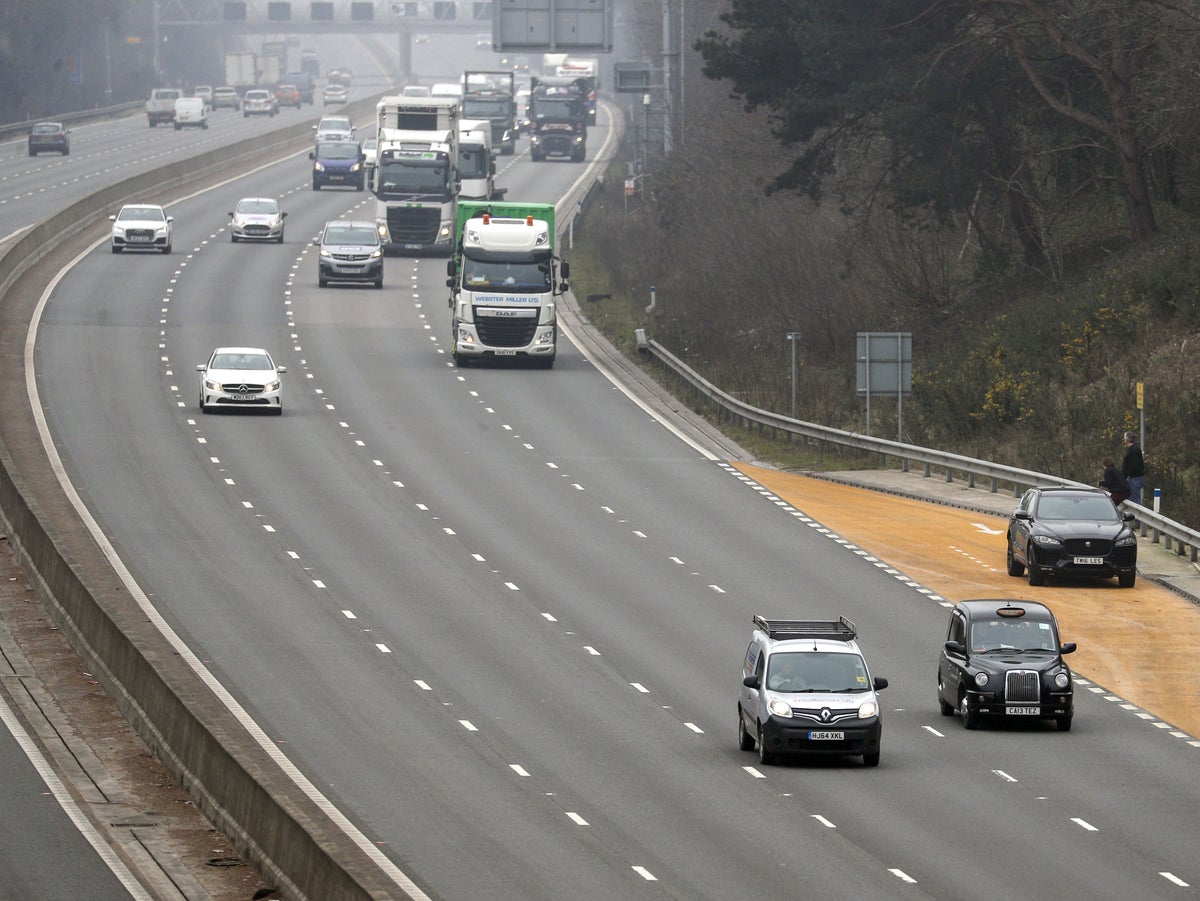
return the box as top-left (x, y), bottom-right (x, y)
top-left (312, 181), bottom-right (321, 191)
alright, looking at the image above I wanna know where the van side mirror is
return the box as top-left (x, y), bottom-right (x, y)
top-left (873, 676), bottom-right (888, 691)
top-left (742, 674), bottom-right (760, 689)
top-left (308, 151), bottom-right (315, 160)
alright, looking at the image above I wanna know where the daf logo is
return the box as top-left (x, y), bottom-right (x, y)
top-left (819, 708), bottom-right (833, 723)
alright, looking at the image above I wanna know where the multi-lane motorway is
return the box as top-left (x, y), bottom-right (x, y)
top-left (4, 29), bottom-right (1200, 901)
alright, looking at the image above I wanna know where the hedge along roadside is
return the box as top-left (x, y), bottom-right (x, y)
top-left (0, 95), bottom-right (425, 899)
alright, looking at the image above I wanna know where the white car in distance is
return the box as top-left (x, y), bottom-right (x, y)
top-left (228, 197), bottom-right (287, 243)
top-left (109, 204), bottom-right (173, 254)
top-left (197, 347), bottom-right (285, 415)
top-left (313, 115), bottom-right (355, 142)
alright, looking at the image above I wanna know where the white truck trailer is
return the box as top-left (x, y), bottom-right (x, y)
top-left (458, 119), bottom-right (504, 201)
top-left (223, 51), bottom-right (258, 93)
top-left (373, 97), bottom-right (460, 255)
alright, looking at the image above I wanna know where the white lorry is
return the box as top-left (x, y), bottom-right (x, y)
top-left (223, 51), bottom-right (258, 93)
top-left (446, 202), bottom-right (567, 369)
top-left (458, 119), bottom-right (504, 201)
top-left (373, 96), bottom-right (460, 255)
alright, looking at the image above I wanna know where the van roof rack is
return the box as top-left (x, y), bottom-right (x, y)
top-left (752, 615), bottom-right (857, 642)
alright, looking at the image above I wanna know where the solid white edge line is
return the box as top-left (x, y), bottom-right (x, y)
top-left (25, 159), bottom-right (429, 897)
top-left (553, 109), bottom-right (718, 464)
top-left (0, 691), bottom-right (152, 900)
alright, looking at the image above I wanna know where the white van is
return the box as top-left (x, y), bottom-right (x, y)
top-left (174, 97), bottom-right (208, 130)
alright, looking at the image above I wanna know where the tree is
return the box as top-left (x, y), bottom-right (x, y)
top-left (696, 0), bottom-right (1194, 249)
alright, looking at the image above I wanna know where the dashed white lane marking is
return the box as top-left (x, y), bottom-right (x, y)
top-left (889, 868), bottom-right (917, 884)
top-left (631, 683), bottom-right (649, 693)
top-left (811, 815), bottom-right (836, 828)
top-left (1071, 817), bottom-right (1099, 832)
top-left (509, 764), bottom-right (530, 777)
top-left (921, 725), bottom-right (944, 737)
top-left (459, 720), bottom-right (478, 732)
top-left (743, 766), bottom-right (766, 779)
top-left (632, 866), bottom-right (657, 881)
top-left (992, 770), bottom-right (1018, 783)
top-left (1160, 872), bottom-right (1190, 887)
top-left (566, 812), bottom-right (589, 826)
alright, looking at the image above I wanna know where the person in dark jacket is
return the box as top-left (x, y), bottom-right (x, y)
top-left (1100, 458), bottom-right (1131, 505)
top-left (1122, 431), bottom-right (1146, 504)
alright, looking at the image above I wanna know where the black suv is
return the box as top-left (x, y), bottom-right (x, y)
top-left (937, 600), bottom-right (1076, 731)
top-left (1007, 485), bottom-right (1137, 588)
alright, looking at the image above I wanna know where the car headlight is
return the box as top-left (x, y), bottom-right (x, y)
top-left (264, 379), bottom-right (281, 392)
top-left (1115, 533), bottom-right (1137, 546)
top-left (1032, 534), bottom-right (1063, 547)
top-left (350, 162), bottom-right (361, 172)
top-left (204, 379), bottom-right (221, 391)
top-left (974, 671), bottom-right (989, 687)
top-left (314, 162), bottom-right (326, 171)
top-left (320, 248), bottom-right (333, 258)
top-left (369, 249), bottom-right (382, 259)
top-left (1054, 672), bottom-right (1071, 689)
top-left (857, 699), bottom-right (878, 719)
top-left (768, 698), bottom-right (792, 718)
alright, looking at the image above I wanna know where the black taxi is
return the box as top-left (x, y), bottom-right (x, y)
top-left (937, 599), bottom-right (1076, 731)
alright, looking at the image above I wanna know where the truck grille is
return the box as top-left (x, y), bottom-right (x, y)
top-left (1005, 670), bottom-right (1041, 703)
top-left (386, 207), bottom-right (441, 245)
top-left (475, 317), bottom-right (538, 348)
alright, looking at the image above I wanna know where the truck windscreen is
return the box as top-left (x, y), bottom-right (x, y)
top-left (462, 97), bottom-right (509, 118)
top-left (377, 158), bottom-right (449, 196)
top-left (463, 257), bottom-right (551, 293)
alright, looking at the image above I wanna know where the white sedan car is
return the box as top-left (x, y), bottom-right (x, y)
top-left (228, 197), bottom-right (287, 243)
top-left (197, 347), bottom-right (286, 415)
top-left (109, 203), bottom-right (173, 254)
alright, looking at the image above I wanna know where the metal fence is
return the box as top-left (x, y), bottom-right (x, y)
top-left (636, 332), bottom-right (1200, 563)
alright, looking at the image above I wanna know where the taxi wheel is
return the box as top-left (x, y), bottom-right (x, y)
top-left (1057, 715), bottom-right (1073, 732)
top-left (959, 694), bottom-right (979, 730)
top-left (863, 749), bottom-right (880, 767)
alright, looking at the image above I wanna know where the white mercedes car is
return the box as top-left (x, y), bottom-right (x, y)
top-left (197, 347), bottom-right (286, 415)
top-left (228, 197), bottom-right (287, 243)
top-left (109, 203), bottom-right (173, 254)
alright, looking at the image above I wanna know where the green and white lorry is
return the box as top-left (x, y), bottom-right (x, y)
top-left (446, 202), bottom-right (568, 368)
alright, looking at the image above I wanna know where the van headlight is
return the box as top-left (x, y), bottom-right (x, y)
top-left (857, 699), bottom-right (879, 719)
top-left (768, 699), bottom-right (792, 718)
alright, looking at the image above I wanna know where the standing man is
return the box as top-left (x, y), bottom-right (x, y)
top-left (1122, 431), bottom-right (1146, 505)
